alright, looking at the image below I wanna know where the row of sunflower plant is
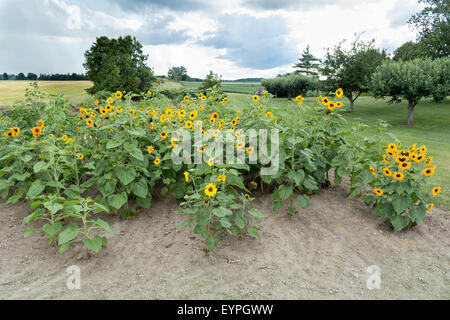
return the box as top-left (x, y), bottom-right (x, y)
top-left (0, 83), bottom-right (442, 253)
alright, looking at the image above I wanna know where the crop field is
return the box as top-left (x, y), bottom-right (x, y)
top-left (0, 81), bottom-right (92, 108)
top-left (181, 81), bottom-right (261, 94)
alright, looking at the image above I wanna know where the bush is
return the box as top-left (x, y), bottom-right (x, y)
top-left (262, 74), bottom-right (317, 98)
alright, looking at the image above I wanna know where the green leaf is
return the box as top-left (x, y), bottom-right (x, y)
top-left (129, 147), bottom-right (144, 161)
top-left (6, 190), bottom-right (24, 205)
top-left (296, 194), bottom-right (311, 209)
top-left (115, 167), bottom-right (136, 186)
top-left (302, 176), bottom-right (318, 191)
top-left (58, 223), bottom-right (79, 245)
top-left (212, 207), bottom-right (233, 218)
top-left (373, 202), bottom-right (395, 218)
top-left (108, 192), bottom-right (128, 210)
top-left (59, 242), bottom-right (71, 254)
top-left (97, 177), bottom-right (117, 197)
top-left (391, 215), bottom-right (411, 231)
top-left (84, 235), bottom-right (103, 253)
top-left (248, 226), bottom-right (259, 238)
top-left (33, 161), bottom-right (49, 173)
top-left (205, 236), bottom-right (219, 251)
top-left (42, 222), bottom-right (63, 236)
top-left (235, 213), bottom-right (247, 229)
top-left (278, 185), bottom-right (293, 201)
top-left (219, 218), bottom-right (232, 228)
top-left (24, 226), bottom-right (36, 238)
top-left (130, 178), bottom-right (148, 198)
top-left (94, 218), bottom-right (117, 233)
top-left (136, 195), bottom-right (152, 209)
top-left (248, 208), bottom-right (264, 218)
top-left (287, 169), bottom-right (305, 186)
top-left (410, 203), bottom-right (427, 224)
top-left (392, 196), bottom-right (411, 214)
top-left (26, 180), bottom-right (45, 199)
top-left (106, 139), bottom-right (123, 149)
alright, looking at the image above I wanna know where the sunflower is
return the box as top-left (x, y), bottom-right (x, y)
top-left (4, 130), bottom-right (13, 137)
top-left (62, 134), bottom-right (68, 141)
top-left (189, 110), bottom-right (197, 120)
top-left (178, 120), bottom-right (184, 126)
top-left (197, 145), bottom-right (206, 153)
top-left (249, 181), bottom-right (258, 190)
top-left (171, 139), bottom-right (177, 147)
top-left (31, 126), bottom-right (42, 137)
top-left (393, 172), bottom-right (404, 181)
top-left (252, 95), bottom-right (259, 102)
top-left (422, 166), bottom-right (436, 177)
top-left (387, 143), bottom-right (397, 151)
top-left (105, 105), bottom-right (113, 112)
top-left (204, 183), bottom-right (217, 197)
top-left (317, 95), bottom-right (322, 104)
top-left (427, 203), bottom-right (434, 211)
top-left (11, 127), bottom-right (20, 136)
top-left (211, 112), bottom-right (219, 120)
top-left (386, 150), bottom-right (396, 158)
top-left (373, 188), bottom-right (383, 196)
top-left (265, 111), bottom-right (273, 118)
top-left (246, 146), bottom-right (254, 154)
top-left (147, 145), bottom-right (154, 154)
top-left (244, 194), bottom-right (251, 200)
top-left (209, 117), bottom-right (216, 123)
top-left (207, 157), bottom-right (214, 166)
top-left (185, 121), bottom-right (193, 129)
top-left (335, 101), bottom-right (343, 108)
top-left (160, 131), bottom-right (168, 139)
top-left (383, 166), bottom-right (392, 177)
top-left (147, 90), bottom-right (152, 95)
top-left (100, 108), bottom-right (108, 116)
top-left (335, 88), bottom-right (344, 98)
top-left (86, 118), bottom-right (93, 127)
top-left (236, 142), bottom-right (244, 150)
top-left (327, 103), bottom-right (335, 111)
top-left (184, 171), bottom-right (189, 183)
top-left (425, 156), bottom-right (433, 167)
top-left (115, 91), bottom-right (123, 99)
top-left (415, 154), bottom-right (425, 162)
top-left (382, 154), bottom-right (388, 164)
top-left (399, 161), bottom-right (411, 171)
top-left (322, 97), bottom-right (329, 105)
top-left (432, 186), bottom-right (441, 196)
top-left (94, 99), bottom-right (99, 106)
top-left (106, 97), bottom-right (114, 104)
top-left (36, 119), bottom-right (45, 127)
top-left (217, 175), bottom-right (226, 183)
top-left (154, 158), bottom-right (161, 165)
top-left (231, 119), bottom-right (237, 126)
top-left (419, 145), bottom-right (427, 153)
top-left (395, 156), bottom-right (408, 163)
top-left (178, 109), bottom-right (186, 118)
top-left (77, 154), bottom-right (84, 160)
top-left (369, 165), bottom-right (375, 175)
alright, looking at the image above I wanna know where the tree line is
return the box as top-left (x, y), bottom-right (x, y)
top-left (1, 72), bottom-right (87, 81)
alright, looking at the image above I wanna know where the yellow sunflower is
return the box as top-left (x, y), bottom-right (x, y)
top-left (204, 183), bottom-right (217, 197)
top-left (422, 166), bottom-right (436, 177)
top-left (393, 172), bottom-right (404, 181)
top-left (160, 131), bottom-right (168, 139)
top-left (154, 158), bottom-right (161, 165)
top-left (147, 145), bottom-right (154, 154)
top-left (217, 175), bottom-right (226, 183)
top-left (335, 88), bottom-right (344, 98)
top-left (373, 188), bottom-right (383, 196)
top-left (432, 186), bottom-right (441, 196)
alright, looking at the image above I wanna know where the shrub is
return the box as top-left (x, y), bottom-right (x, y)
top-left (262, 74), bottom-right (317, 98)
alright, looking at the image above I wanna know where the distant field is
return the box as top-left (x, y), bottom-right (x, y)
top-left (181, 81), bottom-right (261, 94)
top-left (0, 80), bottom-right (92, 108)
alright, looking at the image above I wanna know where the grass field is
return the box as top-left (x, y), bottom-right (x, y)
top-left (0, 80), bottom-right (92, 108)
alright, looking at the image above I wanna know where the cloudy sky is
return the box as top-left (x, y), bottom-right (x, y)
top-left (0, 0), bottom-right (424, 79)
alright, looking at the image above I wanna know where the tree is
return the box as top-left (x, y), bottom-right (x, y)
top-left (26, 73), bottom-right (38, 80)
top-left (408, 0), bottom-right (449, 58)
top-left (199, 70), bottom-right (222, 91)
top-left (16, 73), bottom-right (26, 80)
top-left (262, 73), bottom-right (317, 98)
top-left (1, 73), bottom-right (7, 80)
top-left (293, 45), bottom-right (321, 76)
top-left (393, 41), bottom-right (432, 61)
top-left (371, 57), bottom-right (449, 125)
top-left (321, 37), bottom-right (387, 112)
top-left (83, 35), bottom-right (156, 94)
top-left (167, 66), bottom-right (188, 81)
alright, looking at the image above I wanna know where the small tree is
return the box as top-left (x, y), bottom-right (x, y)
top-left (83, 35), bottom-right (156, 94)
top-left (1, 73), bottom-right (7, 80)
top-left (371, 57), bottom-right (450, 125)
top-left (27, 73), bottom-right (38, 80)
top-left (16, 73), bottom-right (26, 80)
top-left (293, 45), bottom-right (321, 76)
top-left (167, 66), bottom-right (188, 81)
top-left (393, 41), bottom-right (432, 61)
top-left (199, 70), bottom-right (222, 91)
top-left (321, 37), bottom-right (387, 112)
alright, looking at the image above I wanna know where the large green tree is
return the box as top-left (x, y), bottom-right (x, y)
top-left (167, 66), bottom-right (188, 81)
top-left (83, 35), bottom-right (156, 94)
top-left (1, 73), bottom-right (7, 80)
top-left (393, 41), bottom-right (431, 61)
top-left (371, 57), bottom-right (449, 125)
top-left (408, 0), bottom-right (449, 58)
top-left (293, 45), bottom-right (321, 76)
top-left (321, 38), bottom-right (387, 112)
top-left (199, 70), bottom-right (222, 91)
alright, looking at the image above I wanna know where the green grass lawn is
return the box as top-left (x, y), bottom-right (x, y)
top-left (227, 93), bottom-right (450, 210)
top-left (0, 80), bottom-right (92, 108)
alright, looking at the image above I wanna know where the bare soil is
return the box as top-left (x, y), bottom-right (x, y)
top-left (0, 185), bottom-right (448, 299)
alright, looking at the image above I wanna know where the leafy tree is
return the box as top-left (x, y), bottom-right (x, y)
top-left (371, 57), bottom-right (449, 125)
top-left (321, 37), bottom-right (387, 112)
top-left (16, 73), bottom-right (26, 80)
top-left (408, 0), bottom-right (449, 58)
top-left (26, 73), bottom-right (38, 80)
top-left (199, 70), bottom-right (222, 91)
top-left (83, 35), bottom-right (156, 94)
top-left (167, 66), bottom-right (188, 81)
top-left (262, 73), bottom-right (317, 98)
top-left (293, 45), bottom-right (321, 76)
top-left (393, 41), bottom-right (432, 61)
top-left (1, 73), bottom-right (7, 80)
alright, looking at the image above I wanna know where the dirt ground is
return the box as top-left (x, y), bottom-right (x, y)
top-left (0, 184), bottom-right (448, 300)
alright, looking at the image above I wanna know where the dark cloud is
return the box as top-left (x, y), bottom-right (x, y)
top-left (202, 14), bottom-right (297, 69)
